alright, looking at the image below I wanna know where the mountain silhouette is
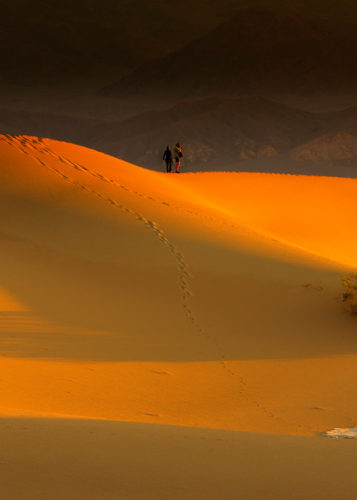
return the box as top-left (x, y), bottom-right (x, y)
top-left (87, 97), bottom-right (357, 173)
top-left (3, 96), bottom-right (357, 174)
top-left (101, 8), bottom-right (357, 101)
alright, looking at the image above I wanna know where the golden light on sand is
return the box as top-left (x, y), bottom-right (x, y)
top-left (1, 135), bottom-right (357, 498)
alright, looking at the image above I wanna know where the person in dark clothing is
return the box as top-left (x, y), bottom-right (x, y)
top-left (163, 146), bottom-right (173, 173)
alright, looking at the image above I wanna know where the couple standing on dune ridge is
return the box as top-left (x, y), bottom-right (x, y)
top-left (163, 143), bottom-right (183, 173)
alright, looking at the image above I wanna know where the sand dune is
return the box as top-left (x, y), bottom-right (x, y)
top-left (1, 135), bottom-right (357, 497)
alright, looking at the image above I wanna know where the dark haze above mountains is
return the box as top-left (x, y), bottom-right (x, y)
top-left (1, 0), bottom-right (357, 83)
top-left (102, 8), bottom-right (357, 102)
top-left (1, 1), bottom-right (357, 174)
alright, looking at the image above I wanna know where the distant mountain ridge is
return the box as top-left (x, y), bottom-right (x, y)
top-left (90, 96), bottom-right (357, 172)
top-left (3, 96), bottom-right (357, 175)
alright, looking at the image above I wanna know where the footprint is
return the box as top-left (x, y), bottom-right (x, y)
top-left (151, 370), bottom-right (171, 375)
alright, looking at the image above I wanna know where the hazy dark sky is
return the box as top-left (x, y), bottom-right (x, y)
top-left (1, 0), bottom-right (356, 84)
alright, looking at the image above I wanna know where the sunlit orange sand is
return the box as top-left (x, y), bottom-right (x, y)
top-left (1, 135), bottom-right (357, 498)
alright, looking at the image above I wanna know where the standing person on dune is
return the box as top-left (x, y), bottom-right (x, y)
top-left (163, 146), bottom-right (173, 173)
top-left (174, 143), bottom-right (183, 173)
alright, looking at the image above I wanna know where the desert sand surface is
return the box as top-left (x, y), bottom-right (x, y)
top-left (1, 134), bottom-right (357, 498)
top-left (2, 418), bottom-right (357, 500)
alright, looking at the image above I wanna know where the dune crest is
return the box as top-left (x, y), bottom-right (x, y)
top-left (1, 134), bottom-right (356, 268)
top-left (1, 135), bottom-right (357, 438)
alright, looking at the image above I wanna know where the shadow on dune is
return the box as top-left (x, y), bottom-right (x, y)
top-left (1, 227), bottom-right (357, 363)
top-left (1, 136), bottom-right (356, 363)
top-left (2, 417), bottom-right (357, 500)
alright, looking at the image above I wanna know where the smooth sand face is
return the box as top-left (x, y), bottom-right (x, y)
top-left (2, 418), bottom-right (357, 500)
top-left (1, 135), bottom-right (357, 498)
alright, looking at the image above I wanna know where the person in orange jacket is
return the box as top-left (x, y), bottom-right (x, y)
top-left (173, 143), bottom-right (182, 173)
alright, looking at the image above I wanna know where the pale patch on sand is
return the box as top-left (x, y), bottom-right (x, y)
top-left (326, 427), bottom-right (357, 439)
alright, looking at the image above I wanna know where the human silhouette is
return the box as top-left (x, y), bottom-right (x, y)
top-left (163, 146), bottom-right (173, 173)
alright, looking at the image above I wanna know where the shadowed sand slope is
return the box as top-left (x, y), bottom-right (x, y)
top-left (1, 134), bottom-right (357, 443)
top-left (1, 418), bottom-right (357, 500)
top-left (2, 134), bottom-right (357, 498)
